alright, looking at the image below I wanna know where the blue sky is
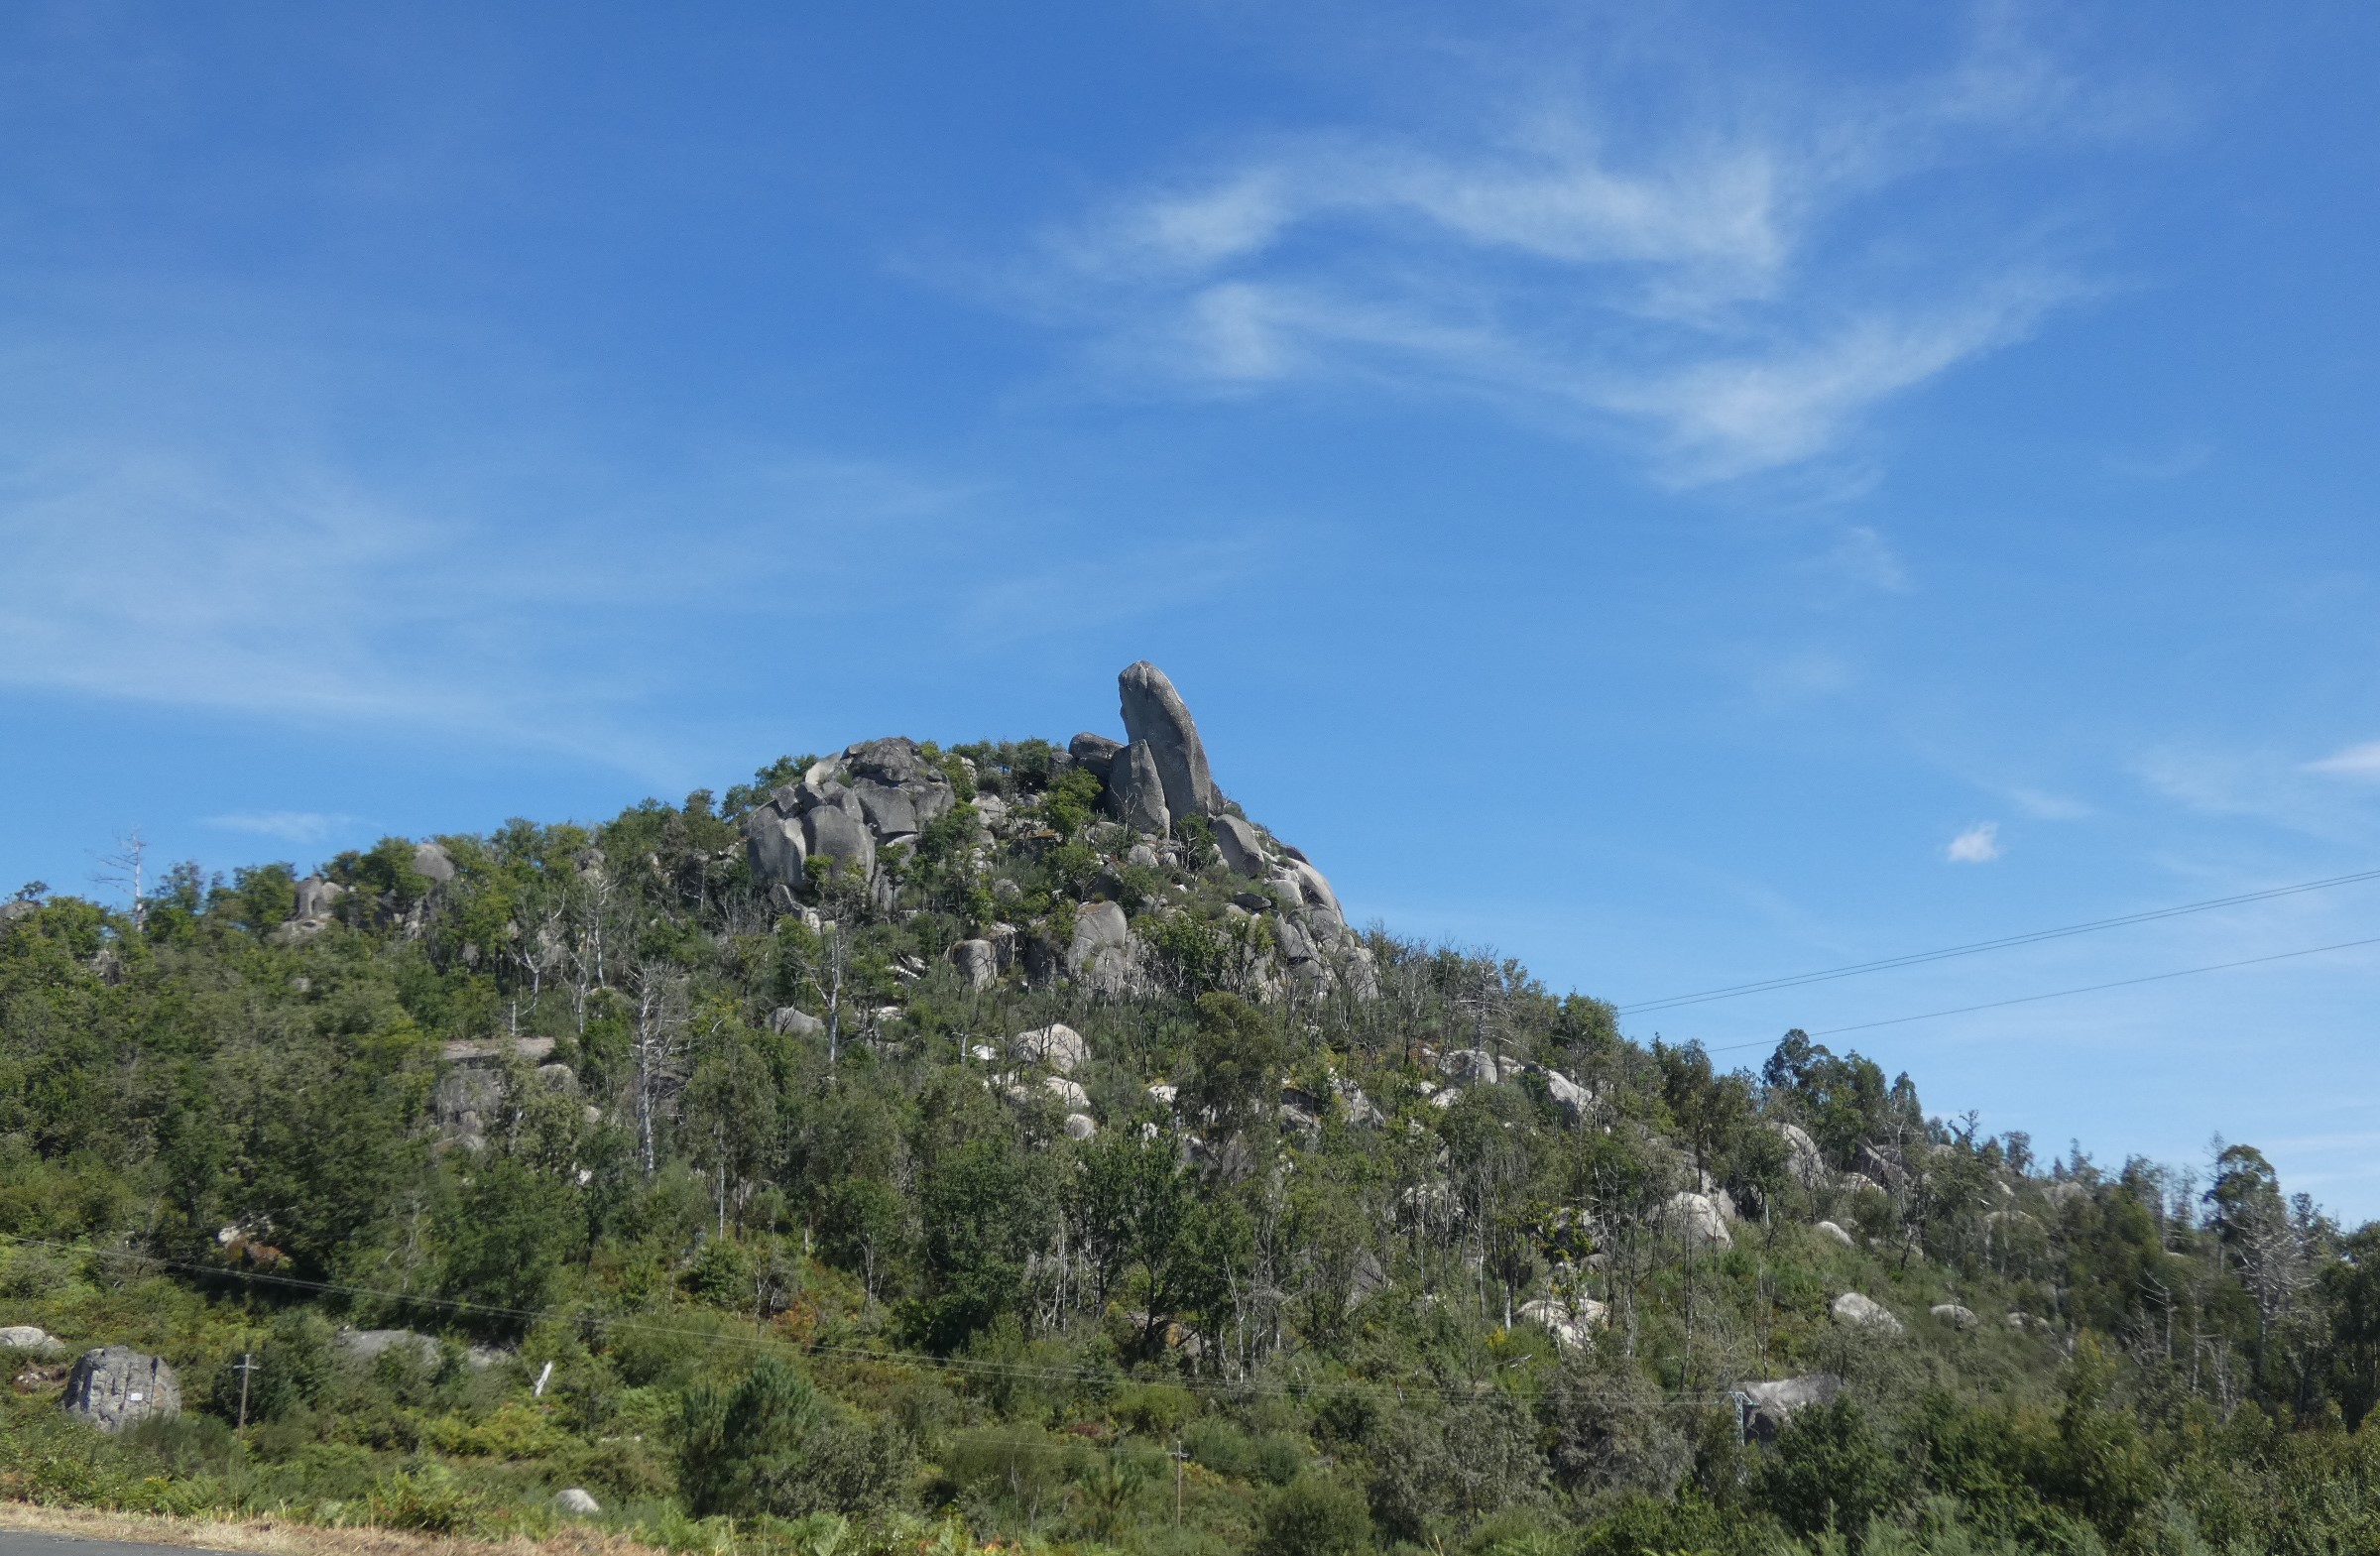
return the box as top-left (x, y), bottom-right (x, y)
top-left (8, 2), bottom-right (2380, 1213)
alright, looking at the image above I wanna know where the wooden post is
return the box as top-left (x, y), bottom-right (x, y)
top-left (235, 1352), bottom-right (256, 1430)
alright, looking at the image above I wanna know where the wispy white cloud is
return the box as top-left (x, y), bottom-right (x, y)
top-left (1025, 15), bottom-right (2111, 481)
top-left (1947, 821), bottom-right (2001, 862)
top-left (2308, 740), bottom-right (2380, 780)
top-left (205, 810), bottom-right (356, 844)
top-left (2007, 785), bottom-right (2091, 821)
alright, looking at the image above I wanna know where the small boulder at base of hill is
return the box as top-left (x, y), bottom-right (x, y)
top-left (1931, 1303), bottom-right (1980, 1330)
top-left (553, 1489), bottom-right (602, 1516)
top-left (1736, 1375), bottom-right (1843, 1444)
top-left (1815, 1220), bottom-right (1855, 1248)
top-left (1832, 1292), bottom-right (1904, 1335)
top-left (62, 1347), bottom-right (179, 1432)
top-left (1118, 661), bottom-right (1220, 819)
top-left (1017, 1022), bottom-right (1090, 1073)
top-left (1663, 1192), bottom-right (1733, 1252)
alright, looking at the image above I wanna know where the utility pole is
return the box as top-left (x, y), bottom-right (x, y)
top-left (234, 1352), bottom-right (257, 1430)
top-left (1173, 1435), bottom-right (1185, 1527)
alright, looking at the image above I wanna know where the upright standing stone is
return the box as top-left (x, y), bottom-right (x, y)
top-left (1118, 661), bottom-right (1219, 819)
top-left (1106, 742), bottom-right (1170, 835)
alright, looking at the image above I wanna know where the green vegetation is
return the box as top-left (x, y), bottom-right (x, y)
top-left (4, 741), bottom-right (2380, 1554)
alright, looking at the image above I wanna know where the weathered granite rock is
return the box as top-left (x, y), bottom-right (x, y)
top-left (950, 938), bottom-right (998, 991)
top-left (431, 1068), bottom-right (506, 1150)
top-left (1832, 1292), bottom-right (1904, 1335)
top-left (1543, 1070), bottom-right (1591, 1123)
top-left (1931, 1303), bottom-right (1979, 1330)
top-left (770, 1008), bottom-right (825, 1037)
top-left (1815, 1220), bottom-right (1855, 1248)
top-left (1105, 741), bottom-right (1170, 835)
top-left (554, 1489), bottom-right (602, 1516)
top-left (1118, 661), bottom-right (1219, 819)
top-left (745, 809), bottom-right (807, 889)
top-left (336, 1329), bottom-right (443, 1366)
top-left (1736, 1375), bottom-right (1843, 1444)
top-left (1044, 1075), bottom-right (1092, 1111)
top-left (293, 876), bottom-right (346, 921)
top-left (802, 804), bottom-right (876, 879)
top-left (842, 738), bottom-right (956, 838)
top-left (1437, 1048), bottom-right (1501, 1085)
top-left (1068, 733), bottom-right (1123, 781)
top-left (1853, 1142), bottom-right (1910, 1195)
top-left (1774, 1122), bottom-right (1829, 1191)
top-left (62, 1347), bottom-right (178, 1431)
top-left (1062, 1112), bottom-right (1098, 1140)
top-left (1214, 814), bottom-right (1267, 878)
top-left (413, 842), bottom-right (457, 886)
top-left (1663, 1192), bottom-right (1733, 1252)
top-left (0, 1325), bottom-right (60, 1351)
top-left (1518, 1296), bottom-right (1608, 1351)
top-left (1066, 901), bottom-right (1133, 994)
top-left (1017, 1022), bottom-right (1090, 1073)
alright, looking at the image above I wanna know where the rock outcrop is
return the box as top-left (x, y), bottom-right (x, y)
top-left (1735, 1374), bottom-right (1843, 1443)
top-left (62, 1346), bottom-right (178, 1431)
top-left (1118, 660), bottom-right (1220, 820)
top-left (1106, 742), bottom-right (1170, 835)
top-left (744, 737), bottom-right (957, 891)
top-left (0, 1325), bottom-right (60, 1351)
top-left (1663, 1192), bottom-right (1733, 1252)
top-left (1016, 1022), bottom-right (1090, 1074)
top-left (1831, 1292), bottom-right (1903, 1335)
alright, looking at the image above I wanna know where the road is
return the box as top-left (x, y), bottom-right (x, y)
top-left (0, 1533), bottom-right (223, 1556)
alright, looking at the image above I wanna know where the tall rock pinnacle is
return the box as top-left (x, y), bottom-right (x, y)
top-left (1118, 660), bottom-right (1220, 820)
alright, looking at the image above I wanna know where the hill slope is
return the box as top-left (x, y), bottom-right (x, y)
top-left (3, 662), bottom-right (2376, 1556)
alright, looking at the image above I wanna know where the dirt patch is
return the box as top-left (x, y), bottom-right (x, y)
top-left (0, 1503), bottom-right (664, 1556)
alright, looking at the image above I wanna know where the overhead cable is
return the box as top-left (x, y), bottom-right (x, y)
top-left (1620, 866), bottom-right (2380, 1015)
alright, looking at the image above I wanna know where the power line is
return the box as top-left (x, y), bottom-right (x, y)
top-left (1695, 933), bottom-right (2380, 1055)
top-left (1619, 866), bottom-right (2380, 1016)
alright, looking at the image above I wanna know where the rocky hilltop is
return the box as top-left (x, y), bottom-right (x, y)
top-left (739, 659), bottom-right (1374, 1003)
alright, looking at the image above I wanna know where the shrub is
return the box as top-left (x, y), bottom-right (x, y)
top-left (1255, 1472), bottom-right (1371, 1556)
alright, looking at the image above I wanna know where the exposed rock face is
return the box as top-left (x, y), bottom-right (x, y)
top-left (1853, 1142), bottom-right (1910, 1195)
top-left (431, 1068), bottom-right (506, 1151)
top-left (1106, 742), bottom-right (1170, 835)
top-left (294, 876), bottom-right (346, 921)
top-left (1815, 1220), bottom-right (1855, 1248)
top-left (554, 1489), bottom-right (602, 1516)
top-left (746, 810), bottom-right (807, 890)
top-left (842, 738), bottom-right (955, 841)
top-left (1518, 1296), bottom-right (1607, 1351)
top-left (1736, 1375), bottom-right (1843, 1444)
top-left (1065, 902), bottom-right (1134, 995)
top-left (1044, 1075), bottom-right (1092, 1111)
top-left (336, 1329), bottom-right (443, 1366)
top-left (1773, 1122), bottom-right (1829, 1191)
top-left (1214, 815), bottom-right (1266, 878)
top-left (949, 939), bottom-right (998, 990)
top-left (1437, 1048), bottom-right (1502, 1086)
top-left (771, 1008), bottom-right (825, 1036)
top-left (1068, 733), bottom-right (1122, 781)
top-left (62, 1347), bottom-right (179, 1431)
top-left (1663, 1192), bottom-right (1733, 1252)
top-left (802, 804), bottom-right (876, 880)
top-left (1542, 1070), bottom-right (1592, 1123)
top-left (1118, 661), bottom-right (1219, 819)
top-left (1016, 1022), bottom-right (1090, 1074)
top-left (1931, 1303), bottom-right (1979, 1330)
top-left (1831, 1291), bottom-right (1904, 1335)
top-left (0, 1325), bottom-right (60, 1351)
top-left (413, 842), bottom-right (457, 885)
top-left (1062, 1113), bottom-right (1098, 1140)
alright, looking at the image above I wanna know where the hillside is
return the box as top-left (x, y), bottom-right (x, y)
top-left (3, 661), bottom-right (2377, 1556)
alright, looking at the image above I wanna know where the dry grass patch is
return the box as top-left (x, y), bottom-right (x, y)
top-left (0, 1502), bottom-right (665, 1556)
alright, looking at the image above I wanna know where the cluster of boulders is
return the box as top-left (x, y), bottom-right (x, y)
top-left (428, 1035), bottom-right (596, 1152)
top-left (745, 737), bottom-right (961, 898)
top-left (279, 841), bottom-right (456, 944)
top-left (741, 660), bottom-right (1375, 1004)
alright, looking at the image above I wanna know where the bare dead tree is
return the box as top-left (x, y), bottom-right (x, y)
top-left (92, 828), bottom-right (149, 930)
top-left (628, 963), bottom-right (691, 1179)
